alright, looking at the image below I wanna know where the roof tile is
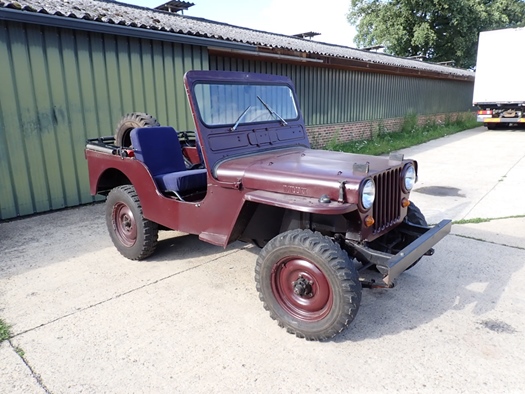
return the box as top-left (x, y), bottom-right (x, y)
top-left (1, 0), bottom-right (474, 78)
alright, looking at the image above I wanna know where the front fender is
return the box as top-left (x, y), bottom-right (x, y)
top-left (243, 190), bottom-right (357, 215)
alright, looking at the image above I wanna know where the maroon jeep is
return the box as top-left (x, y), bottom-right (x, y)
top-left (85, 70), bottom-right (451, 340)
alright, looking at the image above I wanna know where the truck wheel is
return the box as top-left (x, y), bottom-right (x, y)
top-left (115, 112), bottom-right (160, 147)
top-left (255, 229), bottom-right (361, 340)
top-left (404, 202), bottom-right (428, 270)
top-left (106, 185), bottom-right (158, 260)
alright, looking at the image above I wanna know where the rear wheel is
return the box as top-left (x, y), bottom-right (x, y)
top-left (255, 229), bottom-right (361, 340)
top-left (115, 112), bottom-right (160, 147)
top-left (106, 185), bottom-right (158, 260)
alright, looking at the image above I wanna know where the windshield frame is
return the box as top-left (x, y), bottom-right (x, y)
top-left (192, 81), bottom-right (300, 129)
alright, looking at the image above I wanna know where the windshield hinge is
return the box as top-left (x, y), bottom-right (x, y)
top-left (338, 180), bottom-right (348, 203)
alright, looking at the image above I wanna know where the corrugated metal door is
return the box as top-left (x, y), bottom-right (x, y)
top-left (0, 21), bottom-right (208, 220)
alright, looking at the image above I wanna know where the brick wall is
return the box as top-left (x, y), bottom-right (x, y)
top-left (307, 112), bottom-right (473, 148)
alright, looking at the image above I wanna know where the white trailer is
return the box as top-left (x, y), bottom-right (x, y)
top-left (473, 27), bottom-right (525, 129)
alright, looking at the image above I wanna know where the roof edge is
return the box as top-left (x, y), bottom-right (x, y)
top-left (0, 7), bottom-right (256, 52)
top-left (209, 47), bottom-right (475, 82)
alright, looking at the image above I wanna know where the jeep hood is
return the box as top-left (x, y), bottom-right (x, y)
top-left (215, 147), bottom-right (410, 203)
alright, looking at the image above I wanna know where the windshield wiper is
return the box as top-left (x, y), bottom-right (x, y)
top-left (231, 105), bottom-right (252, 131)
top-left (257, 96), bottom-right (288, 126)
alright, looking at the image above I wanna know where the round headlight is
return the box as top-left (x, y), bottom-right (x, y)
top-left (361, 179), bottom-right (376, 210)
top-left (403, 164), bottom-right (416, 191)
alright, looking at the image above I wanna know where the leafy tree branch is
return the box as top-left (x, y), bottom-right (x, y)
top-left (348, 0), bottom-right (525, 68)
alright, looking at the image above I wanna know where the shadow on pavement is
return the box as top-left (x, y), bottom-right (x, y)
top-left (0, 203), bottom-right (240, 278)
top-left (336, 231), bottom-right (523, 342)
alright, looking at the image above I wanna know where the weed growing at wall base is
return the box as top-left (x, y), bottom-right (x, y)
top-left (327, 113), bottom-right (478, 155)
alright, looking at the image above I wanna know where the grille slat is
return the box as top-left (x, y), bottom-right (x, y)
top-left (372, 168), bottom-right (401, 233)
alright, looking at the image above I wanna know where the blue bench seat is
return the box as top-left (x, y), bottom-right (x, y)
top-left (130, 126), bottom-right (207, 196)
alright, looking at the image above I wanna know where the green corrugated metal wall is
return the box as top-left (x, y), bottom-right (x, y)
top-left (0, 21), bottom-right (208, 220)
top-left (209, 55), bottom-right (473, 126)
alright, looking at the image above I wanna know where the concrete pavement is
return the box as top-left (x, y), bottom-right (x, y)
top-left (400, 126), bottom-right (525, 224)
top-left (1, 126), bottom-right (524, 393)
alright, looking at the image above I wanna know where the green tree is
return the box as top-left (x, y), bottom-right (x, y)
top-left (348, 0), bottom-right (525, 68)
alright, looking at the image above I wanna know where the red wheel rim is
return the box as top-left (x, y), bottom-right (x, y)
top-left (271, 257), bottom-right (333, 322)
top-left (112, 202), bottom-right (137, 247)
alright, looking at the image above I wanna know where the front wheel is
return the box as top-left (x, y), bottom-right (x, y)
top-left (404, 202), bottom-right (428, 270)
top-left (105, 185), bottom-right (158, 260)
top-left (255, 229), bottom-right (361, 340)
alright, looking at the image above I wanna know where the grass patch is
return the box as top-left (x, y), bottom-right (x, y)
top-left (453, 218), bottom-right (492, 225)
top-left (0, 319), bottom-right (24, 357)
top-left (326, 112), bottom-right (478, 155)
top-left (453, 215), bottom-right (525, 225)
top-left (0, 318), bottom-right (11, 342)
top-left (15, 346), bottom-right (25, 357)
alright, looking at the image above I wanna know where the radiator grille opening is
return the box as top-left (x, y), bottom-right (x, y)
top-left (372, 168), bottom-right (401, 233)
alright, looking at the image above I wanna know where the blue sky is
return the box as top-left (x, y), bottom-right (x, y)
top-left (119, 0), bottom-right (357, 47)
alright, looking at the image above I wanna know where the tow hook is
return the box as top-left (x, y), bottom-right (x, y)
top-left (359, 278), bottom-right (395, 289)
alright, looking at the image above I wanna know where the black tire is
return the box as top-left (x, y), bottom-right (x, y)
top-left (115, 112), bottom-right (160, 147)
top-left (255, 229), bottom-right (361, 341)
top-left (404, 202), bottom-right (427, 270)
top-left (406, 201), bottom-right (427, 227)
top-left (105, 185), bottom-right (158, 260)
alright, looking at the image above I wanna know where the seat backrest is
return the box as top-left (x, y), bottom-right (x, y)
top-left (131, 126), bottom-right (186, 176)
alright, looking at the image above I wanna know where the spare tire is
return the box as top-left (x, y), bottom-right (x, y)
top-left (115, 112), bottom-right (160, 147)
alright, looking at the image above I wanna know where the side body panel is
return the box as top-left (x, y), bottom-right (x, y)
top-left (86, 148), bottom-right (363, 246)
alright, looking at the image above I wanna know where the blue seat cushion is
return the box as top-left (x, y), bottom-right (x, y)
top-left (131, 126), bottom-right (207, 194)
top-left (154, 169), bottom-right (207, 193)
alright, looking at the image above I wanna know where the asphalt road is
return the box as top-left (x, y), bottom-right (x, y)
top-left (1, 126), bottom-right (524, 393)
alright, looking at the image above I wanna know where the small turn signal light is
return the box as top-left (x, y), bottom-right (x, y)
top-left (401, 198), bottom-right (410, 208)
top-left (364, 216), bottom-right (375, 227)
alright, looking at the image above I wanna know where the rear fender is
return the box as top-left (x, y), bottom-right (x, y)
top-left (94, 168), bottom-right (132, 195)
top-left (86, 149), bottom-right (157, 196)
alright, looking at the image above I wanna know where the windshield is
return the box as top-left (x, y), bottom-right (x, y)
top-left (194, 82), bottom-right (299, 127)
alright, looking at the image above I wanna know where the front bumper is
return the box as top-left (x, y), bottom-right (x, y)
top-left (382, 220), bottom-right (452, 285)
top-left (347, 219), bottom-right (452, 286)
top-left (483, 118), bottom-right (525, 124)
top-left (477, 114), bottom-right (492, 122)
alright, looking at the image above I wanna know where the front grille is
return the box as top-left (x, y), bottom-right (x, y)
top-left (372, 168), bottom-right (401, 234)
